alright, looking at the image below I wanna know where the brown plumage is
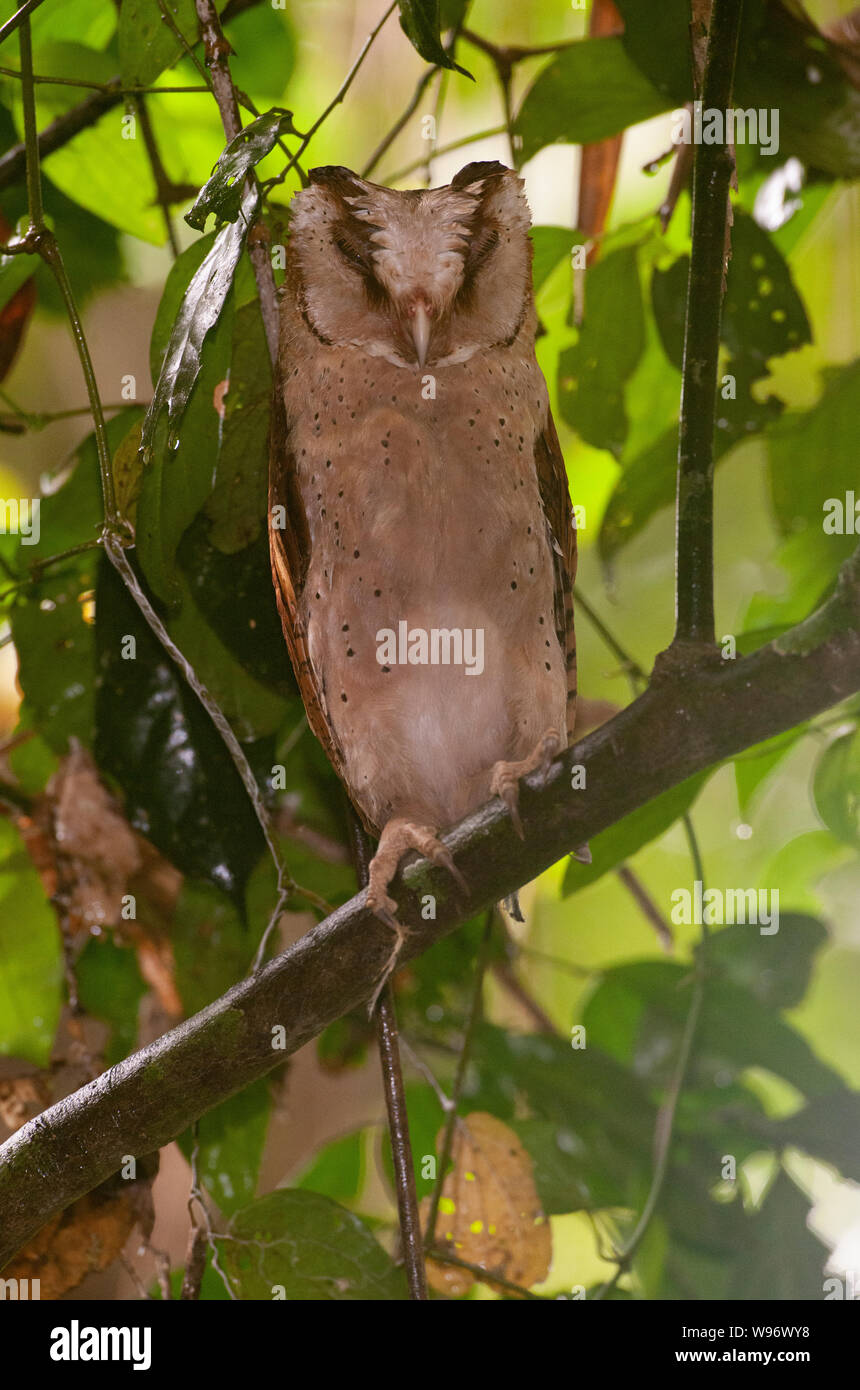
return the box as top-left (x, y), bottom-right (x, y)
top-left (269, 161), bottom-right (576, 952)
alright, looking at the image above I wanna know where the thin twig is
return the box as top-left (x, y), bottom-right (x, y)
top-left (346, 808), bottom-right (428, 1301)
top-left (268, 0), bottom-right (399, 192)
top-left (0, 0), bottom-right (46, 47)
top-left (593, 815), bottom-right (708, 1299)
top-left (135, 97), bottom-right (180, 257)
top-left (674, 0), bottom-right (744, 644)
top-left (424, 908), bottom-right (495, 1249)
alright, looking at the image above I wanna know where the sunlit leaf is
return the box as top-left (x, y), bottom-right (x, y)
top-left (514, 39), bottom-right (668, 165)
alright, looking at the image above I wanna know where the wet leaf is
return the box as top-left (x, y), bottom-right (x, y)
top-left (186, 109), bottom-right (296, 230)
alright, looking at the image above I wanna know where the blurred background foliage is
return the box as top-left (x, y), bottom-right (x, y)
top-left (0, 0), bottom-right (858, 1300)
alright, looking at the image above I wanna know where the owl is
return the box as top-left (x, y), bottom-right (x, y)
top-left (269, 161), bottom-right (577, 972)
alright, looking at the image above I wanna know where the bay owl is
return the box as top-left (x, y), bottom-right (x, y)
top-left (269, 161), bottom-right (577, 962)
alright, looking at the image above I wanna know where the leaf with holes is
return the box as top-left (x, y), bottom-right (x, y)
top-left (185, 110), bottom-right (297, 231)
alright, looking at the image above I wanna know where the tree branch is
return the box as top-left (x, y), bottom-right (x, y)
top-left (674, 0), bottom-right (744, 644)
top-left (1, 547), bottom-right (858, 1269)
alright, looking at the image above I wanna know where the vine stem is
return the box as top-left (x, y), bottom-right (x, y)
top-left (424, 908), bottom-right (495, 1252)
top-left (673, 0), bottom-right (744, 645)
top-left (347, 809), bottom-right (428, 1302)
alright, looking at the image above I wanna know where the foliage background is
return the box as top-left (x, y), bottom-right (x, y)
top-left (0, 0), bottom-right (858, 1300)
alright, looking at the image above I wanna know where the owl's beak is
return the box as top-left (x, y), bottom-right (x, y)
top-left (409, 302), bottom-right (432, 369)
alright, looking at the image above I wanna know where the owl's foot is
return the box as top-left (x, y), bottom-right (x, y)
top-left (490, 728), bottom-right (562, 839)
top-left (365, 818), bottom-right (469, 1013)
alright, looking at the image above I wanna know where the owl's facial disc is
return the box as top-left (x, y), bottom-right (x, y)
top-left (294, 163), bottom-right (534, 368)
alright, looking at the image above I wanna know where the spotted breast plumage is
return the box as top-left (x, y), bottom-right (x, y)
top-left (269, 160), bottom-right (576, 963)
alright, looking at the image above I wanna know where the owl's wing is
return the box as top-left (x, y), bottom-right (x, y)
top-left (268, 380), bottom-right (353, 797)
top-left (534, 409), bottom-right (578, 746)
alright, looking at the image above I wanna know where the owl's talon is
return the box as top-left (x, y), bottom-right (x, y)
top-left (428, 843), bottom-right (469, 897)
top-left (490, 727), bottom-right (562, 839)
top-left (367, 908), bottom-right (410, 1015)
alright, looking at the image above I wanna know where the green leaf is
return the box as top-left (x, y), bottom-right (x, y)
top-left (765, 1092), bottom-right (860, 1182)
top-left (615, 0), bottom-right (692, 106)
top-left (138, 256), bottom-right (236, 602)
top-left (562, 770), bottom-right (710, 895)
top-left (93, 557), bottom-right (266, 904)
top-left (600, 215), bottom-right (813, 568)
top-left (696, 914), bottom-right (828, 1010)
top-left (735, 0), bottom-right (860, 180)
top-left (512, 1118), bottom-right (596, 1215)
top-left (178, 1081), bottom-right (271, 1216)
top-left (186, 109), bottom-right (296, 231)
top-left (514, 39), bottom-right (668, 166)
top-left (219, 1190), bottom-right (407, 1299)
top-left (203, 298), bottom-right (272, 555)
top-left (224, 3), bottom-right (296, 103)
top-left (397, 0), bottom-right (472, 79)
top-left (138, 196), bottom-right (254, 596)
top-left (734, 723), bottom-right (808, 815)
top-left (171, 881), bottom-right (256, 1014)
top-left (583, 960), bottom-right (845, 1098)
top-left (76, 937), bottom-right (146, 1066)
top-left (0, 250), bottom-right (34, 316)
top-left (813, 728), bottom-right (860, 848)
top-left (468, 1025), bottom-right (656, 1209)
top-left (726, 1170), bottom-right (826, 1301)
top-left (0, 818), bottom-right (62, 1066)
top-left (530, 226), bottom-right (579, 296)
top-left (7, 43), bottom-right (165, 243)
top-left (118, 0), bottom-right (199, 88)
top-left (767, 360), bottom-right (860, 538)
top-left (557, 246), bottom-right (645, 458)
top-left (295, 1132), bottom-right (365, 1205)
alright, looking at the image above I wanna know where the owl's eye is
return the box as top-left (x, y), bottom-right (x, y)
top-left (334, 234), bottom-right (371, 273)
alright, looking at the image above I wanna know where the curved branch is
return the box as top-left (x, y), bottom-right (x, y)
top-left (1, 546), bottom-right (858, 1268)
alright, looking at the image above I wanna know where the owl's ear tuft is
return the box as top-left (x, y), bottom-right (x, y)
top-left (308, 165), bottom-right (367, 197)
top-left (450, 160), bottom-right (510, 190)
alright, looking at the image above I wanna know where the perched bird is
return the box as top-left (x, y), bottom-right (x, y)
top-left (269, 160), bottom-right (577, 970)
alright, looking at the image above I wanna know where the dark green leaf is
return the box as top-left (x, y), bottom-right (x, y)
top-left (397, 0), bottom-right (472, 79)
top-left (138, 194), bottom-right (254, 581)
top-left (615, 0), bottom-right (692, 105)
top-left (225, 2), bottom-right (296, 102)
top-left (514, 39), bottom-right (668, 166)
top-left (219, 1190), bottom-right (407, 1299)
top-left (726, 1170), bottom-right (827, 1300)
top-left (583, 960), bottom-right (845, 1097)
top-left (765, 1092), bottom-right (860, 1182)
top-left (562, 770), bottom-right (710, 895)
top-left (650, 257), bottom-right (688, 371)
top-left (93, 557), bottom-right (266, 904)
top-left (178, 1081), bottom-right (271, 1215)
top-left (185, 109), bottom-right (296, 231)
top-left (813, 728), bottom-right (860, 848)
top-left (171, 881), bottom-right (256, 1014)
top-left (557, 245), bottom-right (645, 458)
top-left (696, 913), bottom-right (828, 1010)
